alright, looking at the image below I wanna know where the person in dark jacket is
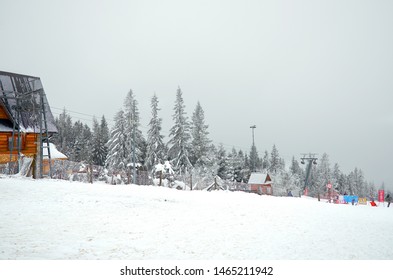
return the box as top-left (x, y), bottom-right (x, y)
top-left (386, 194), bottom-right (391, 207)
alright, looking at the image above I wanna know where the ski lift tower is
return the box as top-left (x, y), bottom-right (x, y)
top-left (300, 153), bottom-right (318, 196)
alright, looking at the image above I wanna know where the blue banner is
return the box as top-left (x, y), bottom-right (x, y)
top-left (344, 195), bottom-right (358, 204)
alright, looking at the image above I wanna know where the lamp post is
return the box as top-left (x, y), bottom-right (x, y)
top-left (250, 125), bottom-right (256, 147)
top-left (250, 125), bottom-right (257, 172)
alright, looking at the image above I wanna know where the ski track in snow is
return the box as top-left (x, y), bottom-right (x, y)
top-left (0, 177), bottom-right (392, 260)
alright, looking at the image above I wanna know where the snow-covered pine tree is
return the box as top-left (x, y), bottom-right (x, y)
top-left (68, 120), bottom-right (92, 162)
top-left (269, 144), bottom-right (282, 174)
top-left (81, 123), bottom-right (93, 162)
top-left (332, 163), bottom-right (343, 193)
top-left (190, 101), bottom-right (211, 167)
top-left (227, 148), bottom-right (240, 181)
top-left (338, 173), bottom-right (347, 194)
top-left (53, 109), bottom-right (93, 163)
top-left (280, 158), bottom-right (286, 170)
top-left (226, 148), bottom-right (235, 181)
top-left (69, 120), bottom-right (85, 162)
top-left (145, 94), bottom-right (166, 170)
top-left (53, 109), bottom-right (74, 157)
top-left (313, 153), bottom-right (331, 197)
top-left (100, 115), bottom-right (109, 161)
top-left (91, 115), bottom-right (109, 166)
top-left (105, 110), bottom-right (129, 175)
top-left (352, 167), bottom-right (366, 197)
top-left (167, 87), bottom-right (192, 173)
top-left (91, 118), bottom-right (100, 164)
top-left (244, 154), bottom-right (250, 169)
top-left (367, 181), bottom-right (377, 199)
top-left (289, 156), bottom-right (303, 192)
top-left (346, 171), bottom-right (355, 195)
top-left (339, 172), bottom-right (348, 194)
top-left (190, 143), bottom-right (219, 190)
top-left (289, 156), bottom-right (301, 176)
top-left (262, 150), bottom-right (270, 172)
top-left (123, 90), bottom-right (146, 166)
top-left (274, 169), bottom-right (297, 196)
top-left (216, 144), bottom-right (229, 180)
top-left (249, 144), bottom-right (259, 172)
top-left (235, 149), bottom-right (248, 182)
top-left (207, 143), bottom-right (219, 174)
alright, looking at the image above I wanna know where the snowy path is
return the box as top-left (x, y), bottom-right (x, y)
top-left (1, 177), bottom-right (392, 260)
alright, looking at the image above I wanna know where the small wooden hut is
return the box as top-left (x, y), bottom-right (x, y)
top-left (247, 173), bottom-right (273, 195)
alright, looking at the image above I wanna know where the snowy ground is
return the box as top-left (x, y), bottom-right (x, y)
top-left (1, 176), bottom-right (392, 260)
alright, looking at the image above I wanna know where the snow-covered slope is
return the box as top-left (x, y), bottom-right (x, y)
top-left (1, 177), bottom-right (392, 260)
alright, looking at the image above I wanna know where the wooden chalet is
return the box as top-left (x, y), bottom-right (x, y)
top-left (0, 71), bottom-right (58, 177)
top-left (247, 173), bottom-right (273, 195)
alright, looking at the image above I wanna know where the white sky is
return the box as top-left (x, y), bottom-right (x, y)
top-left (1, 0), bottom-right (392, 190)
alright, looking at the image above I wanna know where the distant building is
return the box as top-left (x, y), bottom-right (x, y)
top-left (0, 71), bottom-right (58, 177)
top-left (247, 172), bottom-right (273, 195)
top-left (42, 142), bottom-right (67, 175)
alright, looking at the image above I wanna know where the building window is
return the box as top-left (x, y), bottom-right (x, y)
top-left (8, 135), bottom-right (25, 151)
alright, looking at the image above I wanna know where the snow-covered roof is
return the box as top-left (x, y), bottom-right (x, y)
top-left (248, 173), bottom-right (269, 184)
top-left (43, 143), bottom-right (67, 160)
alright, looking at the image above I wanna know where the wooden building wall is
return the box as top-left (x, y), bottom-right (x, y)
top-left (249, 183), bottom-right (273, 195)
top-left (0, 104), bottom-right (38, 163)
top-left (0, 133), bottom-right (38, 164)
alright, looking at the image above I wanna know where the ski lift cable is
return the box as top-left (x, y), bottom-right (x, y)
top-left (49, 105), bottom-right (287, 156)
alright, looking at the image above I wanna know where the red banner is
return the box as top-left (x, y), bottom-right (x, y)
top-left (378, 190), bottom-right (385, 202)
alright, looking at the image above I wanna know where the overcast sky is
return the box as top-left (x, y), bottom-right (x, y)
top-left (1, 0), bottom-right (392, 190)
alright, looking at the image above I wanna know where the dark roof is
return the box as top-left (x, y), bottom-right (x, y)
top-left (0, 71), bottom-right (57, 133)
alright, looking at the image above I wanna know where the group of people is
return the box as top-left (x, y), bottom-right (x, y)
top-left (286, 189), bottom-right (391, 207)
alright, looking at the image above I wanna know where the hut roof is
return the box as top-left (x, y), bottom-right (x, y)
top-left (43, 143), bottom-right (67, 160)
top-left (248, 173), bottom-right (271, 185)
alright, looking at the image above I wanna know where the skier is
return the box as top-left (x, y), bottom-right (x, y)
top-left (386, 194), bottom-right (391, 208)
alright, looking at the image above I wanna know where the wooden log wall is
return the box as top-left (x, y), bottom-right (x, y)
top-left (0, 133), bottom-right (37, 163)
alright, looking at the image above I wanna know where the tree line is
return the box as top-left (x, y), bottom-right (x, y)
top-left (51, 87), bottom-right (385, 197)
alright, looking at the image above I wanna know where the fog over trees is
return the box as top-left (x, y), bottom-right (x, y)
top-left (52, 88), bottom-right (384, 197)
